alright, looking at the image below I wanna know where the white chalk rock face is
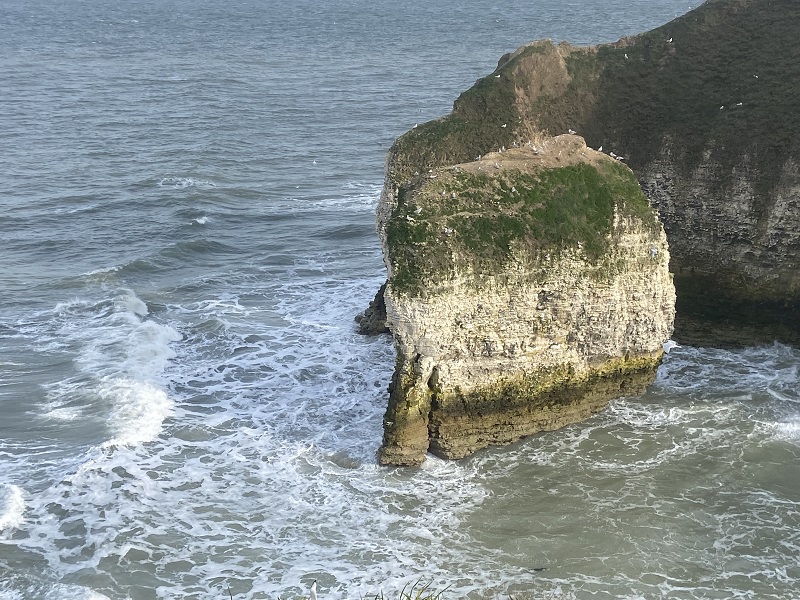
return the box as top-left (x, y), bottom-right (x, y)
top-left (377, 136), bottom-right (675, 466)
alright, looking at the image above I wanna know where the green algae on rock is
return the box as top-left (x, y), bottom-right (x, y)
top-left (385, 142), bottom-right (657, 297)
top-left (377, 136), bottom-right (675, 466)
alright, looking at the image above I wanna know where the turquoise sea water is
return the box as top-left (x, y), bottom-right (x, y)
top-left (1, 1), bottom-right (799, 598)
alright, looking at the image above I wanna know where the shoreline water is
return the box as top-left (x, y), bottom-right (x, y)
top-left (2, 1), bottom-right (799, 598)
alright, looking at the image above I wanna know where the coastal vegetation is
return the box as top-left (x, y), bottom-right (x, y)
top-left (385, 159), bottom-right (656, 296)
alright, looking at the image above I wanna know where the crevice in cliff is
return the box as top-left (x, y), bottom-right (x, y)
top-left (425, 366), bottom-right (441, 457)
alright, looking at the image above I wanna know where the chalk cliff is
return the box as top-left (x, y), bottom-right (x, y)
top-left (376, 0), bottom-right (800, 345)
top-left (377, 136), bottom-right (675, 465)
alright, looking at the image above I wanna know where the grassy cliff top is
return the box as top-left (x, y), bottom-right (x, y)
top-left (387, 0), bottom-right (800, 196)
top-left (385, 136), bottom-right (660, 296)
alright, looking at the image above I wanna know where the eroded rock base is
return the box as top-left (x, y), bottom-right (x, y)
top-left (379, 353), bottom-right (662, 466)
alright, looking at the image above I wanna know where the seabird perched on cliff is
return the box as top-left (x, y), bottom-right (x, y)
top-left (667, 37), bottom-right (673, 43)
top-left (568, 129), bottom-right (576, 134)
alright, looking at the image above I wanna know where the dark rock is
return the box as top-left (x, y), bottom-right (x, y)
top-left (355, 282), bottom-right (389, 335)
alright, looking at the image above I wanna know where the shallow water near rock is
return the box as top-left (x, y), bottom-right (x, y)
top-left (1, 0), bottom-right (798, 598)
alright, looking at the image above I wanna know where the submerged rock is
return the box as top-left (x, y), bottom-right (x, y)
top-left (377, 136), bottom-right (675, 465)
top-left (380, 0), bottom-right (800, 346)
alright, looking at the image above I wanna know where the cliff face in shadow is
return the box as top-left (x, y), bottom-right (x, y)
top-left (380, 0), bottom-right (800, 346)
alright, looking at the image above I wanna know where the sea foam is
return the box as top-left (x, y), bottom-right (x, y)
top-left (0, 484), bottom-right (25, 531)
top-left (42, 289), bottom-right (181, 447)
top-left (158, 176), bottom-right (216, 189)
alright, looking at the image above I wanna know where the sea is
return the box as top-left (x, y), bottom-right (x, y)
top-left (1, 0), bottom-right (799, 598)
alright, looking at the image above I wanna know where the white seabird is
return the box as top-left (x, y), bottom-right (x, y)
top-left (309, 580), bottom-right (317, 600)
top-left (662, 340), bottom-right (680, 353)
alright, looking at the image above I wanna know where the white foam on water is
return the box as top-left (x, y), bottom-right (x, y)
top-left (192, 215), bottom-right (209, 225)
top-left (0, 484), bottom-right (25, 531)
top-left (83, 265), bottom-right (121, 277)
top-left (99, 378), bottom-right (174, 447)
top-left (35, 289), bottom-right (181, 446)
top-left (656, 342), bottom-right (800, 398)
top-left (43, 585), bottom-right (112, 600)
top-left (274, 182), bottom-right (382, 213)
top-left (766, 419), bottom-right (800, 445)
top-left (12, 269), bottom-right (511, 598)
top-left (0, 589), bottom-right (23, 600)
top-left (39, 398), bottom-right (83, 422)
top-left (8, 241), bottom-right (800, 599)
top-left (606, 400), bottom-right (701, 429)
top-left (117, 292), bottom-right (149, 318)
top-left (158, 176), bottom-right (216, 189)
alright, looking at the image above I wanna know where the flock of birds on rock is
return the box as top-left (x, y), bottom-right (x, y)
top-left (565, 129), bottom-right (625, 161)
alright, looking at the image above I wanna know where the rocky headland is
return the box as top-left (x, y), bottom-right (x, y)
top-left (365, 0), bottom-right (798, 465)
top-left (368, 0), bottom-right (800, 347)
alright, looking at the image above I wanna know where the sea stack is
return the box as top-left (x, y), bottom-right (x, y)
top-left (377, 135), bottom-right (675, 466)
